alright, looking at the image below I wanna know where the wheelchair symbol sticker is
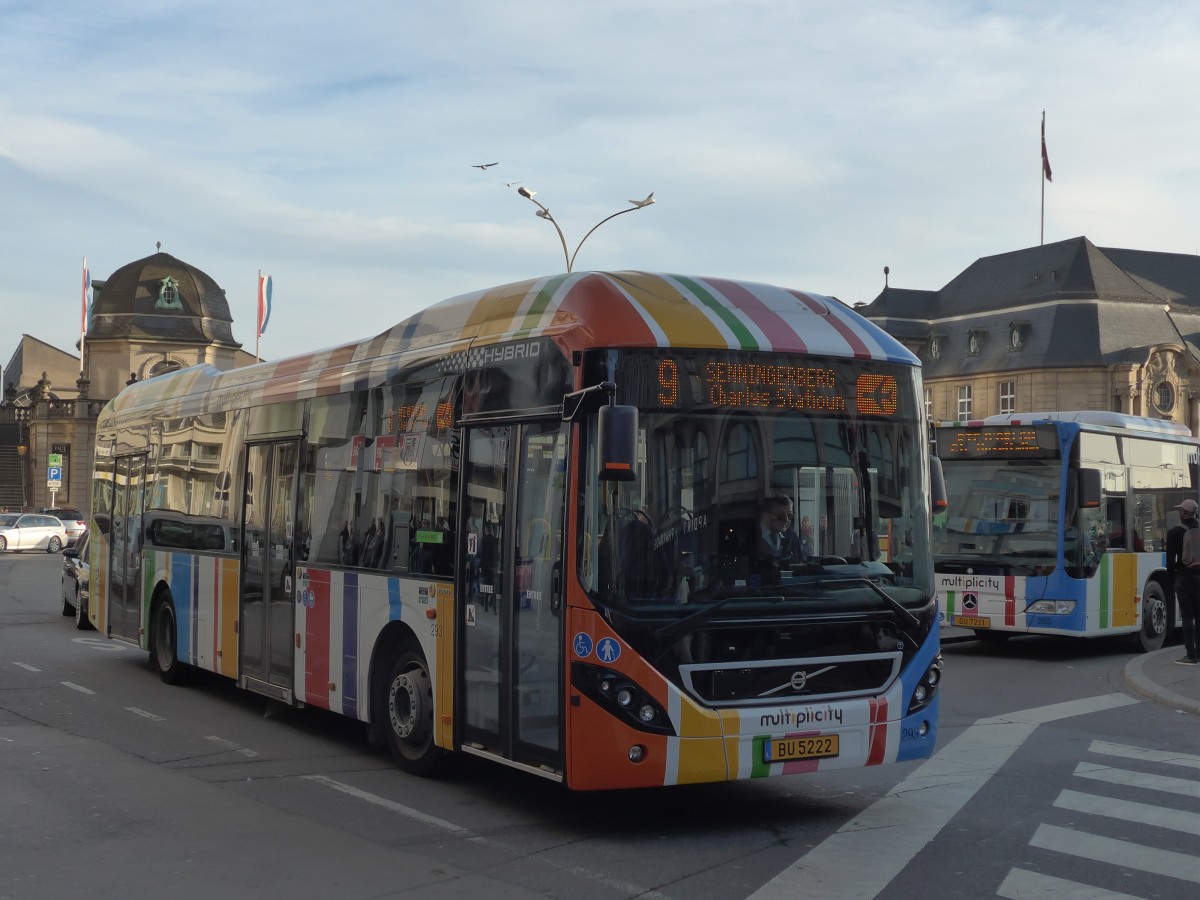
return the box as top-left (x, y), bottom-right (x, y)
top-left (573, 632), bottom-right (594, 658)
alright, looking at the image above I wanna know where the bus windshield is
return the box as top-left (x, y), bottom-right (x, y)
top-left (579, 351), bottom-right (933, 671)
top-left (932, 459), bottom-right (1061, 572)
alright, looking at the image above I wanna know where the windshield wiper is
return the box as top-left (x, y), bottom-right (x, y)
top-left (652, 593), bottom-right (784, 646)
top-left (794, 576), bottom-right (921, 630)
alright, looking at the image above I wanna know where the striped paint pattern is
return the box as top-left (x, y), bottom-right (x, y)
top-left (100, 272), bottom-right (915, 426)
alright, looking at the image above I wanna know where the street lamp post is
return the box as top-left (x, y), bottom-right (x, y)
top-left (16, 441), bottom-right (27, 511)
top-left (517, 187), bottom-right (655, 273)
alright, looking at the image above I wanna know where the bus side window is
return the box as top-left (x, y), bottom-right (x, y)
top-left (1105, 496), bottom-right (1127, 550)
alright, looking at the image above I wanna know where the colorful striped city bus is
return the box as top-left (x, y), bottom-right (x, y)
top-left (934, 411), bottom-right (1197, 651)
top-left (88, 271), bottom-right (943, 790)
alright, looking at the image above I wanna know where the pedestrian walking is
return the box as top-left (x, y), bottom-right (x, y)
top-left (1166, 499), bottom-right (1200, 665)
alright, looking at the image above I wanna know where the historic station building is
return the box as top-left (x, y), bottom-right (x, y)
top-left (861, 236), bottom-right (1200, 432)
top-left (0, 251), bottom-right (255, 512)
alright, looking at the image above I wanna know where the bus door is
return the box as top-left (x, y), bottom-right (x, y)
top-left (241, 441), bottom-right (299, 697)
top-left (108, 454), bottom-right (147, 641)
top-left (459, 421), bottom-right (568, 774)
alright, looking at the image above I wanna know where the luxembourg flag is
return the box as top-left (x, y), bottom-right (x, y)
top-left (257, 272), bottom-right (273, 337)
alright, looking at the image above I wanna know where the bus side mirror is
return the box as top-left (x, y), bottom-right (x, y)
top-left (930, 456), bottom-right (948, 514)
top-left (598, 405), bottom-right (637, 482)
top-left (1078, 468), bottom-right (1102, 509)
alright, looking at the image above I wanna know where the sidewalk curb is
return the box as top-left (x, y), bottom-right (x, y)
top-left (1123, 648), bottom-right (1200, 717)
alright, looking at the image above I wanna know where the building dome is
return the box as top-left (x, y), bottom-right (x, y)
top-left (89, 251), bottom-right (240, 347)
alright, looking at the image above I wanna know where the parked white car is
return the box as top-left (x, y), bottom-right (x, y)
top-left (0, 513), bottom-right (69, 553)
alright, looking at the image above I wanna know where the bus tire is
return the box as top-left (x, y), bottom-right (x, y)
top-left (150, 595), bottom-right (189, 685)
top-left (1135, 582), bottom-right (1168, 653)
top-left (383, 641), bottom-right (444, 776)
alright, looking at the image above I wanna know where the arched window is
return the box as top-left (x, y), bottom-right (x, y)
top-left (721, 423), bottom-right (758, 481)
top-left (148, 360), bottom-right (183, 378)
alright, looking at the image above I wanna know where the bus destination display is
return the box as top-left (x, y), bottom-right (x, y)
top-left (938, 425), bottom-right (1060, 460)
top-left (651, 356), bottom-right (900, 417)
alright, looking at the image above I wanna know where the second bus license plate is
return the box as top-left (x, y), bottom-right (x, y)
top-left (955, 615), bottom-right (989, 628)
top-left (765, 734), bottom-right (839, 763)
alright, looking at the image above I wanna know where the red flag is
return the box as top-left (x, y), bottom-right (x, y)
top-left (1041, 116), bottom-right (1052, 183)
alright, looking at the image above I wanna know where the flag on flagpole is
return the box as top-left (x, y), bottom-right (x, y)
top-left (81, 257), bottom-right (91, 335)
top-left (1041, 113), bottom-right (1052, 183)
top-left (257, 273), bottom-right (273, 337)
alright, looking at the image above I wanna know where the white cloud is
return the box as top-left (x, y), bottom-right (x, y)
top-left (1, 0), bottom-right (1198, 366)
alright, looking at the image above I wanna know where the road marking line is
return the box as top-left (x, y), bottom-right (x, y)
top-left (1055, 788), bottom-right (1200, 834)
top-left (1030, 823), bottom-right (1200, 883)
top-left (1089, 739), bottom-right (1200, 769)
top-left (747, 693), bottom-right (1138, 900)
top-left (1073, 762), bottom-right (1199, 797)
top-left (12, 662), bottom-right (40, 672)
top-left (998, 866), bottom-right (1143, 899)
top-left (61, 681), bottom-right (94, 695)
top-left (125, 706), bottom-right (165, 721)
top-left (301, 775), bottom-right (670, 899)
top-left (302, 775), bottom-right (470, 833)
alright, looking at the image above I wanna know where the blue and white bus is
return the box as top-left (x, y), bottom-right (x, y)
top-left (934, 411), bottom-right (1196, 651)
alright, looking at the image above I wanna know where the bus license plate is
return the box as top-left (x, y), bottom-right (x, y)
top-left (765, 734), bottom-right (839, 763)
top-left (955, 615), bottom-right (989, 628)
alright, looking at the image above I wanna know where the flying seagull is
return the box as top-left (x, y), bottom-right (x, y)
top-left (472, 162), bottom-right (499, 170)
top-left (504, 181), bottom-right (522, 187)
top-left (518, 186), bottom-right (536, 199)
top-left (629, 192), bottom-right (655, 208)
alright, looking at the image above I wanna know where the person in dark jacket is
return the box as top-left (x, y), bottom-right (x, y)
top-left (1166, 499), bottom-right (1200, 665)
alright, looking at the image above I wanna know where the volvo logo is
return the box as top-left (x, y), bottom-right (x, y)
top-left (761, 664), bottom-right (836, 697)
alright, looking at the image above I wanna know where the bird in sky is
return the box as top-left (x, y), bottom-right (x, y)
top-left (472, 162), bottom-right (499, 170)
top-left (504, 181), bottom-right (522, 187)
top-left (518, 186), bottom-right (536, 199)
top-left (629, 192), bottom-right (655, 208)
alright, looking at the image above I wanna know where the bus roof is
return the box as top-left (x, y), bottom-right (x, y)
top-left (944, 410), bottom-right (1195, 438)
top-left (102, 271), bottom-right (917, 421)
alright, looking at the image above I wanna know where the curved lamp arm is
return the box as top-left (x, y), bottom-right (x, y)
top-left (569, 206), bottom-right (642, 273)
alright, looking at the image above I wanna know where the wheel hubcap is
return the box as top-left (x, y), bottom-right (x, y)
top-left (1147, 597), bottom-right (1166, 635)
top-left (389, 668), bottom-right (429, 740)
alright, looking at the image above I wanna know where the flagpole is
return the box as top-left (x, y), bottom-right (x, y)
top-left (255, 268), bottom-right (261, 363)
top-left (80, 256), bottom-right (88, 375)
top-left (1040, 112), bottom-right (1045, 245)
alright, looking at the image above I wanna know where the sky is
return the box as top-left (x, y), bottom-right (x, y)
top-left (2, 0), bottom-right (1199, 366)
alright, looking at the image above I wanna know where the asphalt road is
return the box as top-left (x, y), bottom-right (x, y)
top-left (2, 551), bottom-right (1197, 899)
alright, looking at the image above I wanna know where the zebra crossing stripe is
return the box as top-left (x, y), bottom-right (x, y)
top-left (1073, 761), bottom-right (1199, 797)
top-left (1030, 823), bottom-right (1200, 884)
top-left (998, 867), bottom-right (1143, 900)
top-left (1088, 739), bottom-right (1200, 769)
top-left (745, 693), bottom-right (1137, 900)
top-left (1055, 788), bottom-right (1200, 834)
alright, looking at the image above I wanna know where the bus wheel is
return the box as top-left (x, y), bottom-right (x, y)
top-left (1135, 582), bottom-right (1168, 653)
top-left (383, 642), bottom-right (444, 776)
top-left (150, 596), bottom-right (188, 684)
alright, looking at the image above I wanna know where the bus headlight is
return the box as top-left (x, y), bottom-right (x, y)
top-left (571, 663), bottom-right (675, 736)
top-left (1026, 600), bottom-right (1075, 615)
top-left (908, 653), bottom-right (943, 715)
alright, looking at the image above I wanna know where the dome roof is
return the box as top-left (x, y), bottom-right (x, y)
top-left (89, 251), bottom-right (240, 346)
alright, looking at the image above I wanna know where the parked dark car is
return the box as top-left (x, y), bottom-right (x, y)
top-left (60, 530), bottom-right (92, 630)
top-left (41, 507), bottom-right (87, 547)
